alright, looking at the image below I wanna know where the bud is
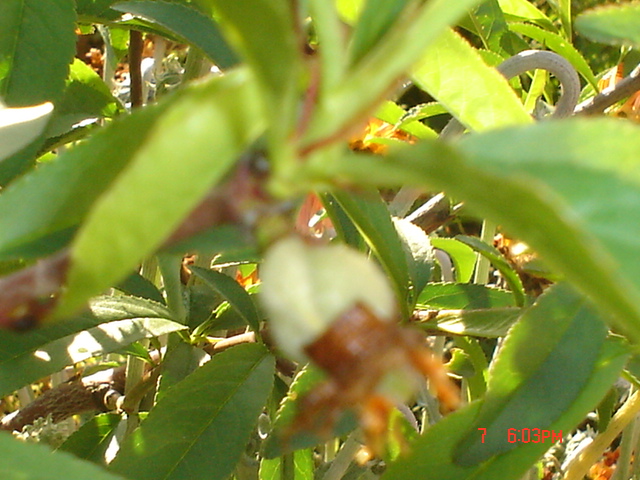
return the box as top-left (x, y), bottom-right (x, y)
top-left (259, 236), bottom-right (396, 362)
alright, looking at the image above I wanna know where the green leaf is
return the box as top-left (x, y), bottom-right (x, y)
top-left (417, 283), bottom-right (515, 309)
top-left (0, 0), bottom-right (76, 106)
top-left (259, 449), bottom-right (314, 480)
top-left (508, 22), bottom-right (598, 89)
top-left (575, 4), bottom-right (640, 49)
top-left (0, 431), bottom-right (127, 480)
top-left (412, 28), bottom-right (532, 133)
top-left (198, 0), bottom-right (300, 109)
top-left (58, 413), bottom-right (122, 464)
top-left (348, 0), bottom-right (412, 65)
top-left (383, 329), bottom-right (627, 480)
top-left (323, 130), bottom-right (640, 346)
top-left (47, 58), bottom-right (123, 138)
top-left (429, 237), bottom-right (477, 283)
top-left (112, 1), bottom-right (239, 68)
top-left (457, 118), bottom-right (640, 345)
top-left (190, 266), bottom-right (260, 333)
top-left (0, 295), bottom-right (182, 396)
top-left (416, 306), bottom-right (522, 338)
top-left (110, 343), bottom-right (274, 480)
top-left (76, 0), bottom-right (122, 22)
top-left (454, 284), bottom-right (608, 465)
top-left (303, 0), bottom-right (483, 146)
top-left (393, 218), bottom-right (434, 306)
top-left (0, 90), bottom-right (177, 262)
top-left (497, 0), bottom-right (555, 31)
top-left (456, 235), bottom-right (526, 307)
top-left (60, 68), bottom-right (265, 314)
top-left (331, 191), bottom-right (412, 314)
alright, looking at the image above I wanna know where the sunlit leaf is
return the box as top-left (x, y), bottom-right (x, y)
top-left (110, 344), bottom-right (274, 480)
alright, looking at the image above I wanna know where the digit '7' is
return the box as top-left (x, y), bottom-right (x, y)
top-left (478, 428), bottom-right (487, 443)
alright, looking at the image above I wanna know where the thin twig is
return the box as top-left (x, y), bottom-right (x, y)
top-left (575, 63), bottom-right (640, 115)
top-left (128, 30), bottom-right (144, 108)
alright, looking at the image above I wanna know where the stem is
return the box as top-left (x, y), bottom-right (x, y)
top-left (564, 389), bottom-right (640, 480)
top-left (322, 432), bottom-right (362, 480)
top-left (157, 254), bottom-right (187, 323)
top-left (129, 29), bottom-right (144, 108)
top-left (611, 408), bottom-right (639, 480)
top-left (123, 346), bottom-right (147, 436)
top-left (473, 219), bottom-right (497, 285)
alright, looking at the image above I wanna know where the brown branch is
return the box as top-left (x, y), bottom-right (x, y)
top-left (129, 30), bottom-right (144, 109)
top-left (0, 366), bottom-right (125, 432)
top-left (575, 63), bottom-right (640, 115)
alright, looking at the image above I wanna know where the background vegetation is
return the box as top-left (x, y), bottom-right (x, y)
top-left (2, 0), bottom-right (640, 479)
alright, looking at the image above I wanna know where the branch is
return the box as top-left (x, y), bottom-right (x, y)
top-left (575, 63), bottom-right (640, 115)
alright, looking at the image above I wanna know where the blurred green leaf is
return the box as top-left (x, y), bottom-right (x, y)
top-left (110, 343), bottom-right (274, 480)
top-left (576, 3), bottom-right (640, 49)
top-left (0, 431), bottom-right (127, 480)
top-left (332, 191), bottom-right (412, 314)
top-left (348, 0), bottom-right (412, 65)
top-left (112, 1), bottom-right (239, 68)
top-left (412, 28), bottom-right (531, 133)
top-left (416, 306), bottom-right (522, 338)
top-left (60, 69), bottom-right (265, 314)
top-left (263, 365), bottom-right (357, 459)
top-left (259, 449), bottom-right (314, 480)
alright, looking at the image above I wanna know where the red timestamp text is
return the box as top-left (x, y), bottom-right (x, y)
top-left (477, 428), bottom-right (563, 444)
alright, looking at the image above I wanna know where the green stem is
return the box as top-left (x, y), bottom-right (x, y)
top-left (322, 432), bottom-right (362, 480)
top-left (157, 253), bottom-right (187, 323)
top-left (473, 219), bottom-right (496, 285)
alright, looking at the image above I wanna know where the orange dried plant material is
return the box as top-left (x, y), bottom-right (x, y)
top-left (349, 118), bottom-right (416, 154)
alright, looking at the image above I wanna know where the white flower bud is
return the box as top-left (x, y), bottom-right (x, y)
top-left (260, 236), bottom-right (396, 362)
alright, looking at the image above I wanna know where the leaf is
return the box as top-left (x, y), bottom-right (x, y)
top-left (575, 3), bottom-right (640, 49)
top-left (456, 118), bottom-right (640, 345)
top-left (454, 284), bottom-right (608, 465)
top-left (324, 130), bottom-right (640, 346)
top-left (412, 28), bottom-right (532, 133)
top-left (429, 237), bottom-right (477, 283)
top-left (0, 431), bottom-right (127, 480)
top-left (331, 191), bottom-right (412, 314)
top-left (508, 22), bottom-right (598, 89)
top-left (110, 343), bottom-right (275, 480)
top-left (0, 295), bottom-right (182, 396)
top-left (393, 218), bottom-right (434, 306)
top-left (417, 283), bottom-right (515, 309)
top-left (60, 68), bottom-right (265, 314)
top-left (382, 329), bottom-right (627, 480)
top-left (76, 0), bottom-right (122, 22)
top-left (497, 0), bottom-right (555, 31)
top-left (0, 102), bottom-right (53, 161)
top-left (58, 413), bottom-right (122, 464)
top-left (190, 266), bottom-right (260, 333)
top-left (303, 0), bottom-right (483, 146)
top-left (0, 89), bottom-right (177, 262)
top-left (416, 306), bottom-right (522, 338)
top-left (112, 1), bottom-right (239, 68)
top-left (259, 449), bottom-right (314, 480)
top-left (0, 0), bottom-right (76, 106)
top-left (47, 58), bottom-right (123, 138)
top-left (456, 235), bottom-right (526, 307)
top-left (348, 0), bottom-right (412, 65)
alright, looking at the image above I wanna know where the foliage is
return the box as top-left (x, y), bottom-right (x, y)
top-left (0, 1), bottom-right (640, 479)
